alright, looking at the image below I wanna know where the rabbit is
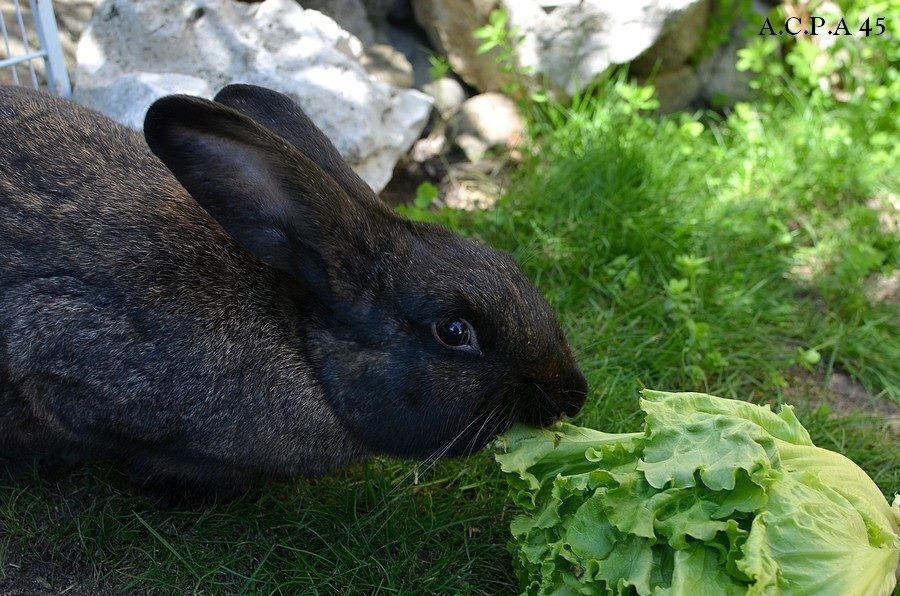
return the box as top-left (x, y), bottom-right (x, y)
top-left (0, 83), bottom-right (587, 496)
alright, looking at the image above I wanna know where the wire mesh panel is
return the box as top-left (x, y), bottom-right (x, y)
top-left (0, 0), bottom-right (70, 97)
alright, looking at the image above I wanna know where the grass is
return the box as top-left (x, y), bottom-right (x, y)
top-left (2, 77), bottom-right (899, 596)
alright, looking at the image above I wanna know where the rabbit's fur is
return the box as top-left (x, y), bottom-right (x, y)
top-left (0, 84), bottom-right (586, 494)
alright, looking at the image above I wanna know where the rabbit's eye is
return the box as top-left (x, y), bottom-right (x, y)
top-left (432, 318), bottom-right (479, 353)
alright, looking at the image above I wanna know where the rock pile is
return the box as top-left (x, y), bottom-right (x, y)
top-left (73, 0), bottom-right (432, 192)
top-left (45, 0), bottom-right (757, 196)
top-left (412, 0), bottom-right (754, 113)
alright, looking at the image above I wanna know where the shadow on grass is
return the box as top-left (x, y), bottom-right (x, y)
top-left (1, 453), bottom-right (517, 593)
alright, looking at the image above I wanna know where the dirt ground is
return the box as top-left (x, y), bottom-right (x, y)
top-left (1, 544), bottom-right (104, 595)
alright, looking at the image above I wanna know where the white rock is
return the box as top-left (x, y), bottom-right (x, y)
top-left (73, 0), bottom-right (432, 192)
top-left (422, 77), bottom-right (467, 119)
top-left (386, 25), bottom-right (434, 89)
top-left (301, 0), bottom-right (377, 46)
top-left (412, 0), bottom-right (509, 93)
top-left (360, 43), bottom-right (414, 88)
top-left (631, 0), bottom-right (710, 75)
top-left (408, 129), bottom-right (448, 163)
top-left (451, 92), bottom-right (523, 161)
top-left (73, 72), bottom-right (211, 130)
top-left (415, 0), bottom-right (708, 97)
top-left (523, 0), bottom-right (708, 95)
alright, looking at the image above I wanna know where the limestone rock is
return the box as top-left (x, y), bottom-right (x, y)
top-left (73, 72), bottom-right (211, 130)
top-left (423, 76), bottom-right (466, 118)
top-left (450, 92), bottom-right (523, 160)
top-left (361, 43), bottom-right (414, 88)
top-left (385, 25), bottom-right (435, 89)
top-left (643, 65), bottom-right (700, 114)
top-left (414, 0), bottom-right (709, 97)
top-left (73, 0), bottom-right (432, 192)
top-left (631, 0), bottom-right (710, 75)
top-left (412, 0), bottom-right (507, 92)
top-left (527, 0), bottom-right (708, 95)
top-left (301, 0), bottom-right (377, 45)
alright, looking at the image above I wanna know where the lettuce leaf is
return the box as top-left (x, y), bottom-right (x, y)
top-left (496, 390), bottom-right (899, 595)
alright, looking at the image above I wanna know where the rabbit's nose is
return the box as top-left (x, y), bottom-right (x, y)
top-left (557, 366), bottom-right (588, 417)
top-left (527, 362), bottom-right (588, 421)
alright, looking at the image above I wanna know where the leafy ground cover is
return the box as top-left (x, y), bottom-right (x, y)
top-left (1, 3), bottom-right (897, 592)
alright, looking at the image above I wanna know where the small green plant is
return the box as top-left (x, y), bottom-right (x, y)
top-left (472, 9), bottom-right (546, 108)
top-left (738, 0), bottom-right (899, 120)
top-left (396, 181), bottom-right (449, 224)
top-left (414, 181), bottom-right (439, 208)
top-left (427, 53), bottom-right (452, 81)
top-left (691, 0), bottom-right (756, 63)
top-left (472, 9), bottom-right (520, 64)
top-left (613, 81), bottom-right (660, 115)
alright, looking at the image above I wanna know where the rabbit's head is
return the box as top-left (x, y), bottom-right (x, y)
top-left (144, 85), bottom-right (587, 461)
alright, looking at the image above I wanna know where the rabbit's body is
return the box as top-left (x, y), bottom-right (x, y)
top-left (0, 84), bottom-right (586, 495)
top-left (0, 86), bottom-right (362, 486)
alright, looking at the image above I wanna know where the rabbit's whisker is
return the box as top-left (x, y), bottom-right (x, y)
top-left (532, 382), bottom-right (560, 419)
top-left (464, 405), bottom-right (502, 458)
top-left (353, 411), bottom-right (490, 534)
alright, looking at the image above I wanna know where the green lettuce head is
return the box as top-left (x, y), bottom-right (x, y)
top-left (496, 390), bottom-right (899, 595)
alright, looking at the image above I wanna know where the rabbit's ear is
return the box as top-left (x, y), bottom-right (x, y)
top-left (213, 84), bottom-right (379, 205)
top-left (144, 94), bottom-right (391, 306)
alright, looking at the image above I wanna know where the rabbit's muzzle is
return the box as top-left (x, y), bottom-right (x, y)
top-left (520, 363), bottom-right (588, 427)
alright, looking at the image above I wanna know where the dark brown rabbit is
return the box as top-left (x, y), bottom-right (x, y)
top-left (0, 84), bottom-right (586, 496)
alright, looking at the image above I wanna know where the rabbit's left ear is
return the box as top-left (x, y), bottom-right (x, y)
top-left (214, 84), bottom-right (380, 207)
top-left (144, 94), bottom-right (394, 307)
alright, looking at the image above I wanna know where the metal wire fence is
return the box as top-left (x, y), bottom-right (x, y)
top-left (0, 0), bottom-right (70, 96)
